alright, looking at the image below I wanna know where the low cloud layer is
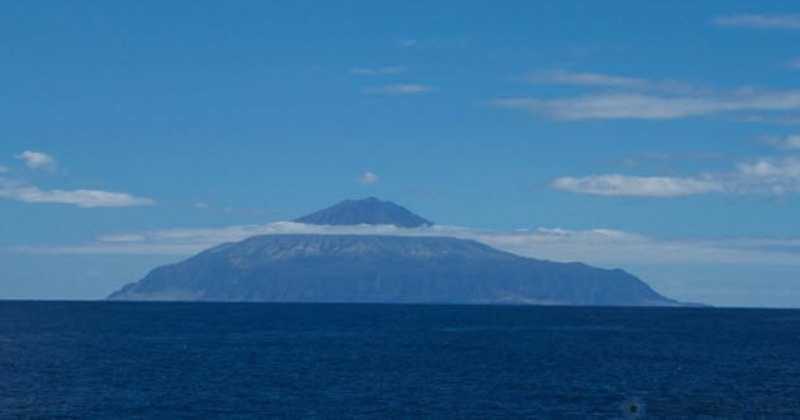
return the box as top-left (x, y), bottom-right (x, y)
top-left (13, 222), bottom-right (800, 268)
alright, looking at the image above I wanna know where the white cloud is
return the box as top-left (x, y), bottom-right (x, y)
top-left (14, 222), bottom-right (800, 268)
top-left (551, 175), bottom-right (723, 197)
top-left (765, 134), bottom-right (800, 150)
top-left (359, 171), bottom-right (379, 185)
top-left (530, 70), bottom-right (648, 88)
top-left (713, 14), bottom-right (800, 30)
top-left (194, 202), bottom-right (209, 209)
top-left (737, 157), bottom-right (800, 177)
top-left (552, 157), bottom-right (800, 198)
top-left (15, 150), bottom-right (56, 171)
top-left (350, 66), bottom-right (406, 76)
top-left (363, 84), bottom-right (434, 95)
top-left (0, 165), bottom-right (8, 174)
top-left (16, 151), bottom-right (55, 171)
top-left (732, 157), bottom-right (800, 195)
top-left (789, 58), bottom-right (800, 69)
top-left (739, 114), bottom-right (800, 125)
top-left (0, 178), bottom-right (155, 208)
top-left (493, 89), bottom-right (800, 120)
top-left (97, 234), bottom-right (148, 243)
top-left (527, 70), bottom-right (699, 95)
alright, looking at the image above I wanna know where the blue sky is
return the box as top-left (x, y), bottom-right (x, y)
top-left (3, 1), bottom-right (800, 306)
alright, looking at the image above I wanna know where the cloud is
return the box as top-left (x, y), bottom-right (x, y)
top-left (15, 150), bottom-right (56, 171)
top-left (492, 89), bottom-right (800, 120)
top-left (790, 58), bottom-right (800, 70)
top-left (397, 39), bottom-right (417, 48)
top-left (737, 157), bottom-right (800, 177)
top-left (553, 157), bottom-right (800, 197)
top-left (194, 202), bottom-right (209, 209)
top-left (551, 175), bottom-right (723, 197)
top-left (97, 234), bottom-right (148, 243)
top-left (0, 165), bottom-right (8, 174)
top-left (739, 114), bottom-right (800, 125)
top-left (359, 171), bottom-right (379, 185)
top-left (764, 134), bottom-right (800, 150)
top-left (363, 84), bottom-right (434, 95)
top-left (527, 70), bottom-right (699, 95)
top-left (350, 66), bottom-right (406, 76)
top-left (529, 70), bottom-right (648, 88)
top-left (712, 14), bottom-right (800, 29)
top-left (732, 157), bottom-right (800, 195)
top-left (0, 178), bottom-right (155, 208)
top-left (14, 222), bottom-right (800, 268)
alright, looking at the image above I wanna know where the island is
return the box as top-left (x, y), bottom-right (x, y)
top-left (109, 197), bottom-right (685, 306)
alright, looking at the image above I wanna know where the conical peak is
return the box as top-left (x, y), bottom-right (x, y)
top-left (294, 197), bottom-right (433, 228)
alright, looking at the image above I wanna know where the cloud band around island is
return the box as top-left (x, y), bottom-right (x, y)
top-left (12, 221), bottom-right (800, 269)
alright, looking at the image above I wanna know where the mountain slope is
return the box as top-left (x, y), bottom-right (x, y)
top-left (294, 197), bottom-right (433, 227)
top-left (108, 234), bottom-right (678, 306)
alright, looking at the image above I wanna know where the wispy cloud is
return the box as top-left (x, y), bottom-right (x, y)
top-left (527, 70), bottom-right (699, 94)
top-left (739, 114), bottom-right (800, 126)
top-left (350, 66), bottom-right (406, 76)
top-left (15, 150), bottom-right (56, 171)
top-left (764, 134), bottom-right (800, 150)
top-left (551, 175), bottom-right (723, 197)
top-left (14, 222), bottom-right (800, 268)
top-left (733, 157), bottom-right (800, 194)
top-left (789, 58), bottom-right (800, 69)
top-left (712, 14), bottom-right (800, 30)
top-left (397, 39), bottom-right (417, 48)
top-left (621, 152), bottom-right (727, 168)
top-left (493, 90), bottom-right (800, 120)
top-left (552, 156), bottom-right (800, 197)
top-left (363, 84), bottom-right (434, 95)
top-left (0, 165), bottom-right (8, 174)
top-left (359, 171), bottom-right (379, 185)
top-left (529, 70), bottom-right (647, 88)
top-left (0, 178), bottom-right (155, 208)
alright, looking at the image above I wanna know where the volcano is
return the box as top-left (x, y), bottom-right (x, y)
top-left (108, 198), bottom-right (682, 306)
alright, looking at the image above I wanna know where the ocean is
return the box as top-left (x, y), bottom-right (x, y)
top-left (1, 302), bottom-right (799, 418)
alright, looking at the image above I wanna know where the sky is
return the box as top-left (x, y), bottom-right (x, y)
top-left (3, 1), bottom-right (800, 306)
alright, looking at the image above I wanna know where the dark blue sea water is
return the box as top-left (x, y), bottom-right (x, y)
top-left (2, 302), bottom-right (800, 418)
